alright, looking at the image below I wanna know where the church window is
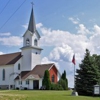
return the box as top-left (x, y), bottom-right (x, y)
top-left (51, 75), bottom-right (55, 83)
top-left (19, 81), bottom-right (22, 85)
top-left (18, 64), bottom-right (20, 70)
top-left (34, 39), bottom-right (38, 46)
top-left (2, 69), bottom-right (5, 81)
top-left (26, 38), bottom-right (30, 45)
top-left (26, 80), bottom-right (29, 85)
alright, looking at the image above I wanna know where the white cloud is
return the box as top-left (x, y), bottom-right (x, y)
top-left (22, 23), bottom-right (28, 29)
top-left (0, 36), bottom-right (22, 46)
top-left (77, 24), bottom-right (90, 34)
top-left (36, 23), bottom-right (43, 28)
top-left (0, 32), bottom-right (11, 36)
top-left (0, 51), bottom-right (4, 55)
top-left (69, 17), bottom-right (79, 24)
top-left (38, 22), bottom-right (100, 60)
top-left (93, 24), bottom-right (100, 34)
top-left (38, 23), bottom-right (100, 87)
top-left (39, 24), bottom-right (91, 56)
top-left (41, 57), bottom-right (60, 70)
top-left (22, 23), bottom-right (43, 29)
top-left (49, 44), bottom-right (73, 62)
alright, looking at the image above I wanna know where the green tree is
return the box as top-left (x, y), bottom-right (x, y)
top-left (42, 70), bottom-right (51, 90)
top-left (75, 49), bottom-right (99, 96)
top-left (59, 70), bottom-right (68, 90)
top-left (91, 54), bottom-right (100, 84)
top-left (58, 79), bottom-right (67, 90)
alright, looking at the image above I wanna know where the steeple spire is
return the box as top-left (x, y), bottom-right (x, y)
top-left (28, 4), bottom-right (36, 33)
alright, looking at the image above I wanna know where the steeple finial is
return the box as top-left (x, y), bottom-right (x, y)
top-left (28, 3), bottom-right (36, 33)
top-left (31, 2), bottom-right (34, 8)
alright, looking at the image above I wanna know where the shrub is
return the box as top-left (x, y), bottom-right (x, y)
top-left (51, 83), bottom-right (63, 90)
top-left (24, 87), bottom-right (27, 90)
top-left (58, 79), bottom-right (67, 90)
top-left (16, 87), bottom-right (19, 90)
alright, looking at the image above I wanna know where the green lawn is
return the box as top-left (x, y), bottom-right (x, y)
top-left (0, 90), bottom-right (100, 100)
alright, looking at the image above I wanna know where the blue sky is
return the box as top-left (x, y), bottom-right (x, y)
top-left (0, 0), bottom-right (100, 87)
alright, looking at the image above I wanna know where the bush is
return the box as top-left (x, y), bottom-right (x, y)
top-left (24, 87), bottom-right (27, 90)
top-left (50, 83), bottom-right (63, 90)
top-left (16, 87), bottom-right (19, 90)
top-left (58, 79), bottom-right (67, 90)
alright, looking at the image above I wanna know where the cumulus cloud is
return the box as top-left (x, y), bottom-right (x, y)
top-left (0, 36), bottom-right (22, 46)
top-left (49, 44), bottom-right (73, 62)
top-left (93, 24), bottom-right (100, 34)
top-left (36, 23), bottom-right (43, 28)
top-left (77, 24), bottom-right (90, 34)
top-left (39, 24), bottom-right (92, 56)
top-left (38, 22), bottom-right (100, 87)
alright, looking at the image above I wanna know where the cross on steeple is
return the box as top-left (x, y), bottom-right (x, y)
top-left (31, 2), bottom-right (34, 8)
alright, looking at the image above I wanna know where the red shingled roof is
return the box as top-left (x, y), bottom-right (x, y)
top-left (0, 52), bottom-right (22, 66)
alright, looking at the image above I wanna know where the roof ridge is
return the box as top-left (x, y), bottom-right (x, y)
top-left (0, 52), bottom-right (21, 56)
top-left (36, 63), bottom-right (54, 66)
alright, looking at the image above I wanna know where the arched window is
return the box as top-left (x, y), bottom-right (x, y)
top-left (34, 39), bottom-right (38, 46)
top-left (51, 75), bottom-right (55, 83)
top-left (2, 69), bottom-right (5, 81)
top-left (26, 38), bottom-right (30, 45)
top-left (18, 64), bottom-right (20, 70)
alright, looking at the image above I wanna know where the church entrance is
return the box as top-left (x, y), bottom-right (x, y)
top-left (33, 80), bottom-right (39, 90)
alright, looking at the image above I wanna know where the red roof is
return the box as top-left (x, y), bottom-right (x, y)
top-left (0, 52), bottom-right (22, 66)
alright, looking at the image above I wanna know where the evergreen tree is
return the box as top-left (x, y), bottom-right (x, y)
top-left (42, 70), bottom-right (51, 90)
top-left (92, 54), bottom-right (100, 84)
top-left (75, 49), bottom-right (99, 96)
top-left (60, 70), bottom-right (68, 90)
top-left (58, 79), bottom-right (67, 90)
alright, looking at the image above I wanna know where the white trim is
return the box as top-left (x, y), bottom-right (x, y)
top-left (23, 30), bottom-right (33, 37)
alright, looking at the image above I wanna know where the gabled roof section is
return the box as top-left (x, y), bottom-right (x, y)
top-left (28, 7), bottom-right (36, 33)
top-left (15, 63), bottom-right (55, 80)
top-left (29, 63), bottom-right (54, 77)
top-left (14, 71), bottom-right (30, 80)
top-left (0, 52), bottom-right (22, 66)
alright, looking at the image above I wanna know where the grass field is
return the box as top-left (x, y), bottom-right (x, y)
top-left (0, 90), bottom-right (100, 100)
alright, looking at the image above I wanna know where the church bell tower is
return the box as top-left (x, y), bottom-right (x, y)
top-left (21, 6), bottom-right (43, 71)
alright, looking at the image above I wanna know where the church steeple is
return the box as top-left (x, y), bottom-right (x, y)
top-left (28, 7), bottom-right (36, 33)
top-left (22, 4), bottom-right (41, 48)
top-left (21, 4), bottom-right (43, 71)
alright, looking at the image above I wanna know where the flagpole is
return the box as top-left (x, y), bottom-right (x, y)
top-left (74, 64), bottom-right (75, 91)
top-left (71, 54), bottom-right (78, 96)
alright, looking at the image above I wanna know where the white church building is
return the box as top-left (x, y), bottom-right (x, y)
top-left (0, 7), bottom-right (60, 90)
